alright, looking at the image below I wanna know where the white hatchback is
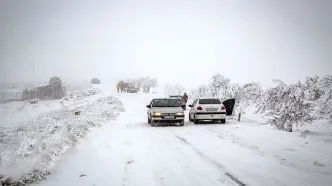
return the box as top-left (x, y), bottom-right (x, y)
top-left (188, 98), bottom-right (227, 124)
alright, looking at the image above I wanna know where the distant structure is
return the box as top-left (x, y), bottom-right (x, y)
top-left (22, 76), bottom-right (66, 100)
top-left (91, 78), bottom-right (101, 84)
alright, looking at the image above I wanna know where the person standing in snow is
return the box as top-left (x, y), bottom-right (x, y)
top-left (116, 84), bottom-right (120, 93)
top-left (182, 93), bottom-right (188, 110)
top-left (182, 92), bottom-right (188, 103)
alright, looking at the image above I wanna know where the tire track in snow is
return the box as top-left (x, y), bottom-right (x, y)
top-left (206, 128), bottom-right (266, 157)
top-left (205, 128), bottom-right (301, 169)
top-left (175, 135), bottom-right (246, 186)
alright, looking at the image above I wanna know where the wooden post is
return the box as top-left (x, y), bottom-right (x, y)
top-left (237, 113), bottom-right (241, 122)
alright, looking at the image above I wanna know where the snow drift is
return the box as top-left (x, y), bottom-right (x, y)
top-left (0, 90), bottom-right (125, 185)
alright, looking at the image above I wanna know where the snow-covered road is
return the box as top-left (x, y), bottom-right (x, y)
top-left (33, 93), bottom-right (332, 186)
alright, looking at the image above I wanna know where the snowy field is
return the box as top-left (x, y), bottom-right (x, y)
top-left (0, 86), bottom-right (125, 185)
top-left (22, 92), bottom-right (331, 186)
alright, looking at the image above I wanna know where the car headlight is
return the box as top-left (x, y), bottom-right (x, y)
top-left (176, 112), bottom-right (184, 115)
top-left (154, 112), bottom-right (162, 116)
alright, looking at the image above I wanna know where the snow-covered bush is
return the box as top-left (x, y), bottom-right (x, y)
top-left (0, 95), bottom-right (124, 185)
top-left (317, 75), bottom-right (332, 123)
top-left (256, 79), bottom-right (315, 132)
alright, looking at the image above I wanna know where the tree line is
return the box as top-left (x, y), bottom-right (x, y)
top-left (189, 73), bottom-right (332, 132)
top-left (125, 77), bottom-right (158, 93)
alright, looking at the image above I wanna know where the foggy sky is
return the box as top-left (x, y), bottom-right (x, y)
top-left (0, 0), bottom-right (331, 88)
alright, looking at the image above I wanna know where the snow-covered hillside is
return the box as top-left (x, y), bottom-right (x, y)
top-left (28, 93), bottom-right (332, 186)
top-left (0, 88), bottom-right (124, 185)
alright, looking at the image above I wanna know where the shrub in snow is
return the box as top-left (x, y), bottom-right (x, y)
top-left (256, 79), bottom-right (315, 132)
top-left (317, 75), bottom-right (332, 123)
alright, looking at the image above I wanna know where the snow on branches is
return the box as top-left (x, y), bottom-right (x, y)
top-left (232, 83), bottom-right (263, 113)
top-left (125, 77), bottom-right (158, 91)
top-left (190, 84), bottom-right (211, 99)
top-left (256, 79), bottom-right (315, 132)
top-left (164, 84), bottom-right (185, 96)
top-left (209, 73), bottom-right (230, 97)
top-left (190, 73), bottom-right (331, 131)
top-left (317, 75), bottom-right (332, 123)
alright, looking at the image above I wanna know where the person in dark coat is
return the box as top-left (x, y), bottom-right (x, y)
top-left (182, 92), bottom-right (188, 103)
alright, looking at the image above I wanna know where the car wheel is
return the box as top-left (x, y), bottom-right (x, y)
top-left (148, 116), bottom-right (151, 124)
top-left (220, 119), bottom-right (226, 124)
top-left (194, 115), bottom-right (200, 124)
top-left (151, 120), bottom-right (156, 127)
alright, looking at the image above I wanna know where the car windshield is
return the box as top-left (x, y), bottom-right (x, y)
top-left (199, 99), bottom-right (221, 104)
top-left (152, 99), bottom-right (180, 107)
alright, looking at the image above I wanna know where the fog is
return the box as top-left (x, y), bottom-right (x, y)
top-left (1, 0), bottom-right (331, 88)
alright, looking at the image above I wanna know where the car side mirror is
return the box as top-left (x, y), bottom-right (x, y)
top-left (146, 105), bottom-right (151, 108)
top-left (189, 104), bottom-right (193, 107)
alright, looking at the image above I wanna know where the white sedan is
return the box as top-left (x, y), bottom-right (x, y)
top-left (188, 98), bottom-right (227, 124)
top-left (147, 98), bottom-right (185, 126)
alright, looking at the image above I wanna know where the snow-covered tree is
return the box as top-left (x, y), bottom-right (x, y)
top-left (190, 84), bottom-right (211, 99)
top-left (317, 75), bottom-right (332, 123)
top-left (50, 77), bottom-right (63, 88)
top-left (209, 73), bottom-right (230, 97)
top-left (146, 78), bottom-right (158, 88)
top-left (164, 84), bottom-right (185, 96)
top-left (256, 79), bottom-right (314, 132)
top-left (240, 82), bottom-right (263, 105)
top-left (225, 84), bottom-right (240, 100)
top-left (90, 78), bottom-right (101, 84)
top-left (125, 77), bottom-right (158, 93)
top-left (302, 76), bottom-right (323, 102)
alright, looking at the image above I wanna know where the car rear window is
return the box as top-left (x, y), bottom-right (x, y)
top-left (198, 99), bottom-right (221, 104)
top-left (152, 99), bottom-right (180, 107)
top-left (170, 96), bottom-right (182, 100)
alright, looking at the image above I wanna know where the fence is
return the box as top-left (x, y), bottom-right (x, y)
top-left (0, 89), bottom-right (22, 101)
top-left (22, 85), bottom-right (66, 100)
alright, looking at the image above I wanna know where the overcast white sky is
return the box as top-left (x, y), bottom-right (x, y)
top-left (0, 0), bottom-right (331, 88)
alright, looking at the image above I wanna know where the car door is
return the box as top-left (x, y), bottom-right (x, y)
top-left (189, 99), bottom-right (198, 117)
top-left (222, 98), bottom-right (236, 115)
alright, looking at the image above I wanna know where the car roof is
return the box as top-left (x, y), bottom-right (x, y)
top-left (152, 98), bottom-right (175, 100)
top-left (198, 97), bottom-right (220, 100)
top-left (169, 95), bottom-right (182, 97)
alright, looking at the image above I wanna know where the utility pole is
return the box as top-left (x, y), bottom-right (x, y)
top-left (32, 61), bottom-right (35, 81)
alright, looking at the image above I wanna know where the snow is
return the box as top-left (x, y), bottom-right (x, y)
top-left (29, 92), bottom-right (332, 186)
top-left (0, 87), bottom-right (124, 184)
